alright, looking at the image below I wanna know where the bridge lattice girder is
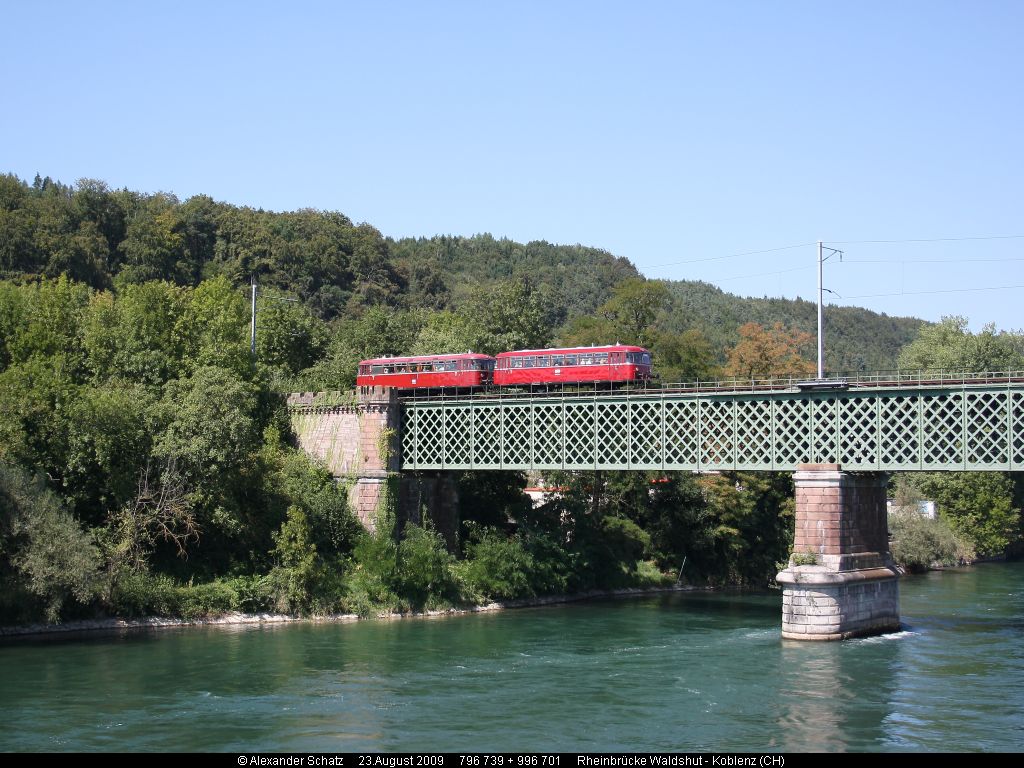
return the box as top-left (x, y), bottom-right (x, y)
top-left (399, 383), bottom-right (1024, 471)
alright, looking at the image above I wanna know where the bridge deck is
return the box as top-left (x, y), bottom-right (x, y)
top-left (399, 377), bottom-right (1024, 471)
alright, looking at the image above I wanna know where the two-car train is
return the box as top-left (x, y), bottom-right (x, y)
top-left (356, 344), bottom-right (653, 391)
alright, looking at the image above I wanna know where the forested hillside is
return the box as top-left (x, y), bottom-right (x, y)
top-left (662, 281), bottom-right (923, 373)
top-left (1, 173), bottom-right (920, 372)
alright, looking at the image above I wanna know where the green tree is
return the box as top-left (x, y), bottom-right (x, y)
top-left (270, 506), bottom-right (319, 612)
top-left (410, 311), bottom-right (490, 356)
top-left (6, 276), bottom-right (91, 372)
top-left (83, 281), bottom-right (188, 387)
top-left (650, 328), bottom-right (718, 383)
top-left (175, 276), bottom-right (252, 379)
top-left (0, 464), bottom-right (101, 622)
top-left (464, 278), bottom-right (551, 353)
top-left (60, 383), bottom-right (155, 524)
top-left (255, 297), bottom-right (329, 380)
top-left (599, 278), bottom-right (670, 347)
top-left (910, 472), bottom-right (1020, 557)
top-left (118, 193), bottom-right (185, 283)
top-left (898, 315), bottom-right (1024, 372)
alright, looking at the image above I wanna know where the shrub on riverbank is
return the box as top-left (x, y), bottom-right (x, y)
top-left (889, 510), bottom-right (975, 572)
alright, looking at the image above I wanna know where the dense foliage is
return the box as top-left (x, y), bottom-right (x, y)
top-left (0, 173), bottom-right (1019, 624)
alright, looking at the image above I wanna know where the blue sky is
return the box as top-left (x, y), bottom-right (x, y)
top-left (3, 1), bottom-right (1022, 331)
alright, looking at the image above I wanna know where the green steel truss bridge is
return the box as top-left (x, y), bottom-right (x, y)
top-left (399, 372), bottom-right (1024, 472)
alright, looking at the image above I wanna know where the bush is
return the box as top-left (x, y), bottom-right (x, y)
top-left (459, 525), bottom-right (536, 601)
top-left (225, 574), bottom-right (276, 613)
top-left (110, 572), bottom-right (183, 617)
top-left (345, 527), bottom-right (402, 616)
top-left (632, 559), bottom-right (673, 587)
top-left (520, 528), bottom-right (573, 596)
top-left (889, 510), bottom-right (975, 572)
top-left (176, 580), bottom-right (236, 620)
top-left (111, 572), bottom-right (264, 619)
top-left (393, 523), bottom-right (457, 610)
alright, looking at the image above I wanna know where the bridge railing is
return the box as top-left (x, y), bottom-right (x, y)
top-left (399, 369), bottom-right (1024, 403)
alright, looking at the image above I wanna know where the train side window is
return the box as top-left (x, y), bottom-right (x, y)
top-left (552, 355), bottom-right (563, 366)
top-left (595, 352), bottom-right (609, 364)
top-left (565, 355), bottom-right (577, 365)
top-left (511, 358), bottom-right (523, 369)
top-left (642, 353), bottom-right (651, 366)
top-left (579, 354), bottom-right (593, 365)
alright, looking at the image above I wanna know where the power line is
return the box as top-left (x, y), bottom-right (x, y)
top-left (844, 256), bottom-right (1024, 264)
top-left (648, 242), bottom-right (814, 269)
top-left (718, 264), bottom-right (814, 282)
top-left (827, 234), bottom-right (1024, 245)
top-left (845, 284), bottom-right (1024, 300)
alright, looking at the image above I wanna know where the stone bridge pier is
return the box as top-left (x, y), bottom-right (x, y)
top-left (777, 464), bottom-right (900, 640)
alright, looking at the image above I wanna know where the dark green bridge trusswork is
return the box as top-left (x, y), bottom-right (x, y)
top-left (399, 378), bottom-right (1024, 472)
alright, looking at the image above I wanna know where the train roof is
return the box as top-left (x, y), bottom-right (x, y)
top-left (496, 345), bottom-right (650, 357)
top-left (359, 353), bottom-right (495, 365)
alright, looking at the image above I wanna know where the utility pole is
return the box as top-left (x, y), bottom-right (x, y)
top-left (817, 241), bottom-right (843, 379)
top-left (249, 277), bottom-right (299, 361)
top-left (817, 241), bottom-right (823, 379)
top-left (250, 275), bottom-right (258, 358)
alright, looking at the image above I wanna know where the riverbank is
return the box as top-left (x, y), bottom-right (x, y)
top-left (0, 583), bottom-right (707, 639)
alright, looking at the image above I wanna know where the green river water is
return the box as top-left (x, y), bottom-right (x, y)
top-left (1, 561), bottom-right (1022, 752)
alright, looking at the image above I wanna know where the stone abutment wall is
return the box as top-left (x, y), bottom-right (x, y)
top-left (287, 389), bottom-right (458, 544)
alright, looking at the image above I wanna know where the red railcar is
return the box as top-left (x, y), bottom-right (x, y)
top-left (357, 353), bottom-right (496, 389)
top-left (493, 345), bottom-right (652, 387)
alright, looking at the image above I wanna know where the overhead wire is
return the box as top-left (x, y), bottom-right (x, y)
top-left (843, 256), bottom-right (1024, 264)
top-left (717, 264), bottom-right (814, 282)
top-left (647, 242), bottom-right (814, 268)
top-left (643, 234), bottom-right (1023, 309)
top-left (845, 284), bottom-right (1024, 300)
top-left (827, 234), bottom-right (1024, 245)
